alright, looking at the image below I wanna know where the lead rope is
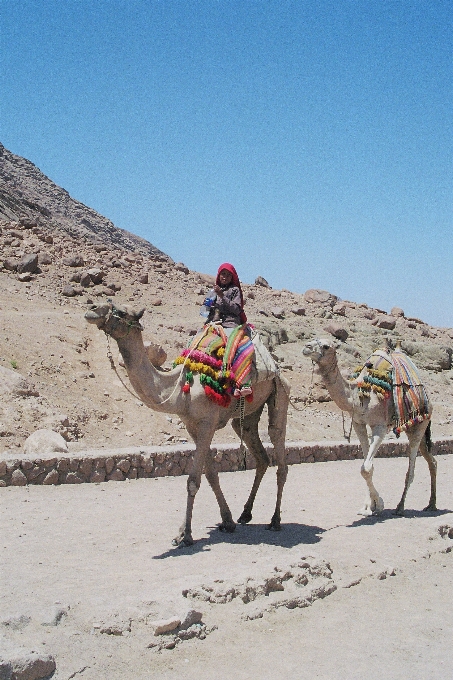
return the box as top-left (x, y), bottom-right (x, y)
top-left (104, 332), bottom-right (196, 407)
top-left (106, 334), bottom-right (143, 401)
top-left (238, 396), bottom-right (247, 471)
top-left (342, 409), bottom-right (354, 442)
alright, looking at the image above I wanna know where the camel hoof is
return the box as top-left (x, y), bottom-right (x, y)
top-left (237, 511), bottom-right (252, 525)
top-left (394, 506), bottom-right (405, 516)
top-left (266, 521), bottom-right (281, 531)
top-left (357, 507), bottom-right (373, 517)
top-left (375, 497), bottom-right (384, 513)
top-left (218, 522), bottom-right (236, 533)
top-left (423, 504), bottom-right (437, 512)
top-left (172, 535), bottom-right (194, 547)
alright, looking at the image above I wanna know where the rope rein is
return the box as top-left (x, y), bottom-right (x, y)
top-left (103, 309), bottom-right (194, 407)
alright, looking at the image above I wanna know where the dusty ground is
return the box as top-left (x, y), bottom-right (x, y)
top-left (1, 455), bottom-right (452, 679)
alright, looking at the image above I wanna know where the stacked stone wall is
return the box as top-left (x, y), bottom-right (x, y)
top-left (1, 439), bottom-right (452, 487)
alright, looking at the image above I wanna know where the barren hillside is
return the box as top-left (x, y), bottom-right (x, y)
top-left (1, 144), bottom-right (452, 454)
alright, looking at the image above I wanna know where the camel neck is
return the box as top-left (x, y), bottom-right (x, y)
top-left (317, 359), bottom-right (354, 413)
top-left (114, 329), bottom-right (181, 413)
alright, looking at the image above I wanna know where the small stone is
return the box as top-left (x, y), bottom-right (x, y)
top-left (149, 617), bottom-right (181, 635)
top-left (179, 609), bottom-right (203, 629)
top-left (63, 254), bottom-right (84, 267)
top-left (62, 284), bottom-right (77, 297)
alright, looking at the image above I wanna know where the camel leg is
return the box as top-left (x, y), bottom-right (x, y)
top-left (396, 421), bottom-right (436, 515)
top-left (419, 426), bottom-right (437, 511)
top-left (355, 422), bottom-right (386, 516)
top-left (204, 454), bottom-right (236, 533)
top-left (172, 420), bottom-right (217, 547)
top-left (231, 405), bottom-right (269, 525)
top-left (266, 378), bottom-right (289, 531)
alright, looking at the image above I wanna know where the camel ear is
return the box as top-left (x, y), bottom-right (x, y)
top-left (136, 308), bottom-right (145, 319)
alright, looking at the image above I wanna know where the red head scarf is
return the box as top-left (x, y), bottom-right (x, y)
top-left (216, 263), bottom-right (247, 323)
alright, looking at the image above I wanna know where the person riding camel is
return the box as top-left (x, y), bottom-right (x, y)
top-left (206, 263), bottom-right (253, 398)
top-left (207, 262), bottom-right (247, 328)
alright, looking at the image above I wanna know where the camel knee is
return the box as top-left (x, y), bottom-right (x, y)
top-left (187, 478), bottom-right (200, 497)
top-left (361, 462), bottom-right (373, 477)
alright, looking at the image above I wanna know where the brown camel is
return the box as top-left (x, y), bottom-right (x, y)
top-left (302, 338), bottom-right (436, 516)
top-left (85, 302), bottom-right (290, 546)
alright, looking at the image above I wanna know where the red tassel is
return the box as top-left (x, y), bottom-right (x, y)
top-left (182, 383), bottom-right (190, 393)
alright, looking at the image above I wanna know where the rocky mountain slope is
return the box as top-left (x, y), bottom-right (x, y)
top-left (1, 144), bottom-right (452, 453)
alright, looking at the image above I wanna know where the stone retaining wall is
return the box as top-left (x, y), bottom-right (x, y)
top-left (1, 438), bottom-right (452, 487)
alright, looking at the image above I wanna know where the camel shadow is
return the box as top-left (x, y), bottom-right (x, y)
top-left (348, 507), bottom-right (452, 528)
top-left (153, 522), bottom-right (325, 559)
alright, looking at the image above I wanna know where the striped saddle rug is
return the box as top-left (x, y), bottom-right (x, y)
top-left (173, 323), bottom-right (255, 406)
top-left (369, 349), bottom-right (431, 436)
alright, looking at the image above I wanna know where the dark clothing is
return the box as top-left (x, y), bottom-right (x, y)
top-left (208, 284), bottom-right (242, 328)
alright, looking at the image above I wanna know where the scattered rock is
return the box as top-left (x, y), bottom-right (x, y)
top-left (3, 258), bottom-right (19, 271)
top-left (179, 609), bottom-right (203, 630)
top-left (37, 252), bottom-right (52, 265)
top-left (61, 284), bottom-right (77, 297)
top-left (62, 255), bottom-right (84, 267)
top-left (304, 289), bottom-right (337, 306)
top-left (17, 253), bottom-right (38, 275)
top-left (149, 617), bottom-right (181, 636)
top-left (255, 276), bottom-right (270, 287)
top-left (374, 315), bottom-right (397, 330)
top-left (323, 323), bottom-right (348, 342)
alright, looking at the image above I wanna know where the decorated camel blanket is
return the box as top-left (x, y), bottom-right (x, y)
top-left (173, 324), bottom-right (273, 407)
top-left (350, 348), bottom-right (431, 436)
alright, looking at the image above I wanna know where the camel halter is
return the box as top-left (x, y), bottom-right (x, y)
top-left (309, 341), bottom-right (354, 442)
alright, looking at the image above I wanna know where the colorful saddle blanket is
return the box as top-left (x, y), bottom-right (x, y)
top-left (173, 324), bottom-right (255, 407)
top-left (351, 349), bottom-right (431, 436)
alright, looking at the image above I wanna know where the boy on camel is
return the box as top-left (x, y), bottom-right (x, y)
top-left (206, 263), bottom-right (253, 398)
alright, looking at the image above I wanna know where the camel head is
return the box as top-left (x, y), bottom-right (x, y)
top-left (302, 337), bottom-right (339, 365)
top-left (84, 302), bottom-right (145, 337)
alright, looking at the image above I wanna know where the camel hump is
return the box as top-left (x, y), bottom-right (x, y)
top-left (366, 351), bottom-right (393, 374)
top-left (251, 333), bottom-right (279, 384)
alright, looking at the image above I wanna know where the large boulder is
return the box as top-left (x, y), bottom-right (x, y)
top-left (23, 430), bottom-right (69, 455)
top-left (304, 289), bottom-right (338, 306)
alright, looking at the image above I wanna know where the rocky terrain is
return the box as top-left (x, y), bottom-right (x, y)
top-left (1, 143), bottom-right (453, 456)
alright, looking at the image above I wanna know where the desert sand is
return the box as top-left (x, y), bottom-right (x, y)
top-left (1, 454), bottom-right (452, 679)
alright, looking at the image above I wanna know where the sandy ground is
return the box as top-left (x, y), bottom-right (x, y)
top-left (1, 453), bottom-right (452, 679)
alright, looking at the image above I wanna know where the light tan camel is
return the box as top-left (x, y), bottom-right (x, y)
top-left (85, 302), bottom-right (290, 546)
top-left (302, 338), bottom-right (437, 516)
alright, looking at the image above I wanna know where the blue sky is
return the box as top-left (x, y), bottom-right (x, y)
top-left (1, 1), bottom-right (452, 327)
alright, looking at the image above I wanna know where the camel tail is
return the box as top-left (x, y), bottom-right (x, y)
top-left (425, 420), bottom-right (432, 453)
